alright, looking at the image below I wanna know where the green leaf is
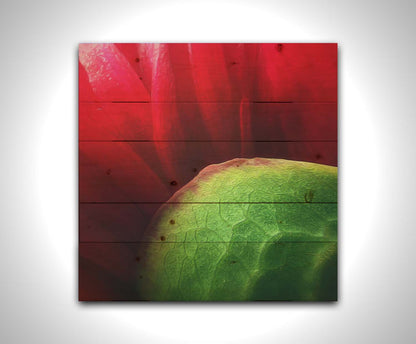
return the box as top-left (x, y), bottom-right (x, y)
top-left (138, 158), bottom-right (337, 301)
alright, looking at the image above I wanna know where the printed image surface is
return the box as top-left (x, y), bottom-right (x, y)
top-left (79, 43), bottom-right (338, 301)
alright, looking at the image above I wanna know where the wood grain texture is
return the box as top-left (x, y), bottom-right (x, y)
top-left (79, 141), bottom-right (337, 202)
top-left (79, 44), bottom-right (150, 102)
top-left (79, 243), bottom-right (142, 300)
top-left (80, 203), bottom-right (337, 242)
top-left (79, 43), bottom-right (337, 102)
top-left (79, 241), bottom-right (337, 301)
top-left (80, 203), bottom-right (160, 242)
top-left (79, 102), bottom-right (337, 141)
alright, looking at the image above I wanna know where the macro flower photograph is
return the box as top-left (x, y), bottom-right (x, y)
top-left (78, 43), bottom-right (337, 301)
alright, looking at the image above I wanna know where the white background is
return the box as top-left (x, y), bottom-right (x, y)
top-left (1, 0), bottom-right (415, 343)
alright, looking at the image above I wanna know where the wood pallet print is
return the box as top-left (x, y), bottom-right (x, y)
top-left (78, 43), bottom-right (338, 301)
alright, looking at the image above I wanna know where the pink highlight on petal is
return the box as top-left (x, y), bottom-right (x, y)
top-left (79, 43), bottom-right (150, 101)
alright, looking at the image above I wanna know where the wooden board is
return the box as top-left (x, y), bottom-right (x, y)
top-left (80, 203), bottom-right (337, 242)
top-left (79, 102), bottom-right (337, 141)
top-left (79, 43), bottom-right (337, 102)
top-left (79, 141), bottom-right (337, 202)
top-left (79, 241), bottom-right (337, 301)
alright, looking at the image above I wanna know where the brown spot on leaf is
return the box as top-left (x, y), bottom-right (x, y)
top-left (169, 219), bottom-right (175, 225)
top-left (160, 235), bottom-right (166, 241)
top-left (231, 260), bottom-right (237, 264)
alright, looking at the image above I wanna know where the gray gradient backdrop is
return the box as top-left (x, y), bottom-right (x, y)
top-left (1, 0), bottom-right (415, 343)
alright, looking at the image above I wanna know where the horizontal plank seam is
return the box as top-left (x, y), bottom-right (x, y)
top-left (80, 201), bottom-right (337, 204)
top-left (79, 101), bottom-right (337, 104)
top-left (80, 241), bottom-right (337, 244)
top-left (79, 139), bottom-right (337, 143)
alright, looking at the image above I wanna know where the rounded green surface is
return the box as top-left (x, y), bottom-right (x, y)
top-left (138, 158), bottom-right (337, 301)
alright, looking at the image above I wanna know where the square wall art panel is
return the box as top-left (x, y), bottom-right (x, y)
top-left (79, 43), bottom-right (338, 301)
